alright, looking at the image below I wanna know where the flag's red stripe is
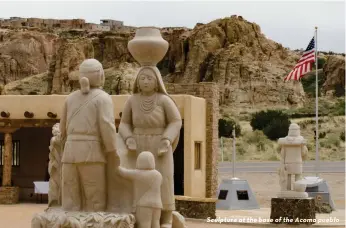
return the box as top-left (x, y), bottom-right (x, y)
top-left (284, 37), bottom-right (315, 82)
top-left (302, 49), bottom-right (315, 57)
top-left (292, 56), bottom-right (315, 69)
top-left (298, 53), bottom-right (315, 63)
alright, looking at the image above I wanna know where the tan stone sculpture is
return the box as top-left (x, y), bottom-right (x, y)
top-left (117, 27), bottom-right (182, 228)
top-left (118, 151), bottom-right (162, 228)
top-left (277, 123), bottom-right (308, 198)
top-left (32, 59), bottom-right (135, 228)
top-left (59, 58), bottom-right (119, 212)
top-left (48, 123), bottom-right (62, 207)
top-left (32, 28), bottom-right (185, 228)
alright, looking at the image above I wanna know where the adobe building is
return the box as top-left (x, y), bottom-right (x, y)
top-left (100, 19), bottom-right (124, 30)
top-left (0, 17), bottom-right (123, 31)
top-left (0, 82), bottom-right (219, 216)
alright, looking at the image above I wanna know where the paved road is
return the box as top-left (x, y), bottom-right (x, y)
top-left (218, 161), bottom-right (345, 173)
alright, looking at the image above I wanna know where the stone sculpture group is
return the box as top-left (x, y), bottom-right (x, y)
top-left (32, 27), bottom-right (184, 228)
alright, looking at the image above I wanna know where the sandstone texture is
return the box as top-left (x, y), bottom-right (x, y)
top-left (0, 29), bottom-right (57, 84)
top-left (2, 16), bottom-right (344, 112)
top-left (322, 55), bottom-right (345, 95)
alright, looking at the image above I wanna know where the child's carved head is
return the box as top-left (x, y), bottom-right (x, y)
top-left (136, 151), bottom-right (155, 170)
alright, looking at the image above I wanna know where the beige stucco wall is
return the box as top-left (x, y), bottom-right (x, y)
top-left (0, 94), bottom-right (207, 198)
top-left (183, 96), bottom-right (206, 197)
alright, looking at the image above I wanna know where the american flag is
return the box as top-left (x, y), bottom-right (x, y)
top-left (284, 37), bottom-right (316, 81)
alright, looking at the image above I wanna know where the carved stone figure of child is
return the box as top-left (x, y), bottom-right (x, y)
top-left (118, 151), bottom-right (162, 228)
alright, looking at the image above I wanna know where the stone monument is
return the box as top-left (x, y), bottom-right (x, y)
top-left (116, 27), bottom-right (183, 228)
top-left (32, 28), bottom-right (186, 228)
top-left (277, 123), bottom-right (308, 198)
top-left (32, 59), bottom-right (136, 228)
top-left (270, 123), bottom-right (316, 225)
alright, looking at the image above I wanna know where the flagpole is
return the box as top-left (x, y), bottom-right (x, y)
top-left (315, 26), bottom-right (319, 177)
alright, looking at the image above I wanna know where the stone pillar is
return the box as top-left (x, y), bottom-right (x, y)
top-left (2, 131), bottom-right (13, 186)
top-left (0, 128), bottom-right (19, 204)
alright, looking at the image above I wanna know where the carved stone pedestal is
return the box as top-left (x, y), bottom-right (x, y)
top-left (0, 186), bottom-right (19, 204)
top-left (31, 208), bottom-right (136, 228)
top-left (175, 196), bottom-right (217, 219)
top-left (270, 197), bottom-right (316, 225)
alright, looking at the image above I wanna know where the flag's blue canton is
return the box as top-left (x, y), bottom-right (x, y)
top-left (305, 38), bottom-right (315, 51)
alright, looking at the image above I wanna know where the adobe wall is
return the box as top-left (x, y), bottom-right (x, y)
top-left (166, 82), bottom-right (219, 198)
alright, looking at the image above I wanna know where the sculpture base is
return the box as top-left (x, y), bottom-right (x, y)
top-left (277, 190), bottom-right (309, 198)
top-left (270, 197), bottom-right (316, 225)
top-left (31, 207), bottom-right (136, 228)
top-left (175, 196), bottom-right (217, 219)
top-left (0, 186), bottom-right (19, 204)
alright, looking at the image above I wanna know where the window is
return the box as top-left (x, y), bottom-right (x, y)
top-left (0, 140), bottom-right (20, 167)
top-left (236, 190), bottom-right (249, 200)
top-left (194, 142), bottom-right (201, 170)
top-left (218, 190), bottom-right (228, 200)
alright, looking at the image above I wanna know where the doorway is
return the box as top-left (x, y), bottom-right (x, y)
top-left (173, 127), bottom-right (184, 195)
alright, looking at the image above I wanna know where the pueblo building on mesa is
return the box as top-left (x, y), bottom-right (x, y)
top-left (0, 17), bottom-right (124, 31)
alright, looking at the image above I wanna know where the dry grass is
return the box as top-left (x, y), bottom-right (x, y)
top-left (219, 116), bottom-right (345, 161)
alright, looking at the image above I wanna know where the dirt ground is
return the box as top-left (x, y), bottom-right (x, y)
top-left (0, 172), bottom-right (344, 228)
top-left (218, 172), bottom-right (345, 209)
top-left (0, 204), bottom-right (269, 228)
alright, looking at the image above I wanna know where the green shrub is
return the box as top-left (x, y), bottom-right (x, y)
top-left (333, 99), bottom-right (345, 115)
top-left (218, 118), bottom-right (241, 138)
top-left (263, 118), bottom-right (291, 140)
top-left (340, 131), bottom-right (345, 141)
top-left (317, 57), bottom-right (326, 69)
top-left (250, 110), bottom-right (288, 131)
top-left (301, 70), bottom-right (326, 97)
top-left (319, 132), bottom-right (327, 139)
top-left (250, 110), bottom-right (291, 140)
top-left (334, 84), bottom-right (345, 97)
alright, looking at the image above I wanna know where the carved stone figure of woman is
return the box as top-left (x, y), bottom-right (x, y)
top-left (118, 66), bottom-right (182, 227)
top-left (48, 123), bottom-right (62, 207)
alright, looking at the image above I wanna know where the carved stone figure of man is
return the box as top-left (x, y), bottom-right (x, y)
top-left (48, 123), bottom-right (62, 207)
top-left (118, 66), bottom-right (182, 227)
top-left (278, 123), bottom-right (308, 191)
top-left (59, 59), bottom-right (119, 212)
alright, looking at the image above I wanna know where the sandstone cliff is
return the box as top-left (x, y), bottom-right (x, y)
top-left (322, 55), bottom-right (345, 96)
top-left (1, 16), bottom-right (318, 112)
top-left (160, 16), bottom-right (305, 112)
top-left (0, 28), bottom-right (57, 84)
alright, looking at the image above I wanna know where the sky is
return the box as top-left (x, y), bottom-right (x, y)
top-left (0, 0), bottom-right (345, 53)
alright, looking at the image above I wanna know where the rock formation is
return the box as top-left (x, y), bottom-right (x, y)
top-left (1, 16), bottom-right (315, 111)
top-left (159, 17), bottom-right (305, 111)
top-left (0, 29), bottom-right (57, 84)
top-left (322, 55), bottom-right (345, 96)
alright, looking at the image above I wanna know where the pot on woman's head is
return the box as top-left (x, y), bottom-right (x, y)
top-left (128, 27), bottom-right (169, 66)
